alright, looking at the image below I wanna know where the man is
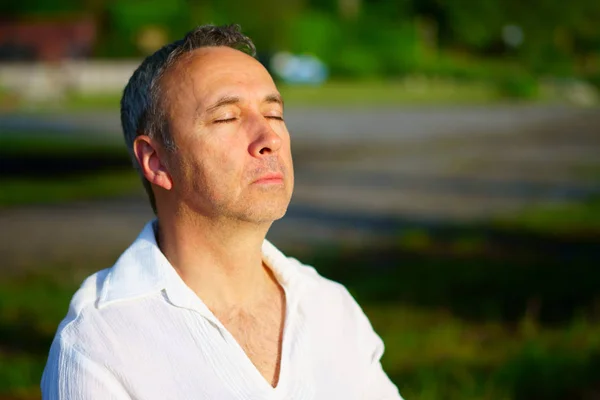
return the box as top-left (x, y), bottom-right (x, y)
top-left (41, 24), bottom-right (402, 400)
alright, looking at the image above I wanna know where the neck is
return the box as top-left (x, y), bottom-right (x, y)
top-left (157, 207), bottom-right (274, 311)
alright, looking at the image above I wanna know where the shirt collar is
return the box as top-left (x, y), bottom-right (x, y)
top-left (98, 219), bottom-right (314, 310)
top-left (98, 220), bottom-right (168, 308)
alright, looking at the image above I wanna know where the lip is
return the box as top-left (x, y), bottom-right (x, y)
top-left (253, 173), bottom-right (284, 184)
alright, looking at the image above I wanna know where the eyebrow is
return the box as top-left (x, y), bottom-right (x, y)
top-left (204, 93), bottom-right (284, 114)
top-left (264, 93), bottom-right (285, 109)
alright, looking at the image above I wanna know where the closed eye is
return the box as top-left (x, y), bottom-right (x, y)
top-left (266, 116), bottom-right (284, 121)
top-left (214, 118), bottom-right (237, 124)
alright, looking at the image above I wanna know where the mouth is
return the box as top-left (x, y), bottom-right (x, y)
top-left (252, 172), bottom-right (284, 185)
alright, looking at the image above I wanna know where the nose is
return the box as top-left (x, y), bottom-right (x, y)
top-left (248, 116), bottom-right (282, 157)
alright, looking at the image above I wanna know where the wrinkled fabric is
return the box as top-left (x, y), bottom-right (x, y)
top-left (42, 220), bottom-right (402, 400)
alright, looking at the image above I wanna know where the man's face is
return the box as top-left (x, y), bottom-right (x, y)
top-left (160, 46), bottom-right (294, 223)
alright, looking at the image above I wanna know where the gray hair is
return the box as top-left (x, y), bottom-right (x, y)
top-left (120, 24), bottom-right (257, 214)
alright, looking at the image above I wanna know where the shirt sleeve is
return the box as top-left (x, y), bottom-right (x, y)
top-left (41, 336), bottom-right (131, 400)
top-left (362, 338), bottom-right (404, 400)
top-left (341, 287), bottom-right (404, 400)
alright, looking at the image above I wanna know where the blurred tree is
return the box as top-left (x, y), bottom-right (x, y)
top-left (338, 0), bottom-right (361, 20)
top-left (1, 0), bottom-right (598, 84)
top-left (287, 10), bottom-right (342, 57)
top-left (0, 0), bottom-right (83, 16)
top-left (95, 0), bottom-right (190, 57)
top-left (193, 0), bottom-right (307, 53)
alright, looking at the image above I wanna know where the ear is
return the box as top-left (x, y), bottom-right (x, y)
top-left (133, 135), bottom-right (173, 191)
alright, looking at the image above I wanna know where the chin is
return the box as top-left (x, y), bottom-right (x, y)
top-left (237, 191), bottom-right (292, 223)
top-left (248, 207), bottom-right (289, 224)
top-left (238, 199), bottom-right (290, 224)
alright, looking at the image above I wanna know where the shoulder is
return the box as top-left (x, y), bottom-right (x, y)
top-left (287, 255), bottom-right (346, 292)
top-left (263, 239), bottom-right (349, 299)
top-left (286, 255), bottom-right (384, 353)
top-left (41, 269), bottom-right (131, 397)
top-left (53, 269), bottom-right (112, 351)
top-left (285, 255), bottom-right (364, 317)
top-left (265, 240), bottom-right (375, 332)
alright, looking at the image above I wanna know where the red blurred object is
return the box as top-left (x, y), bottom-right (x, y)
top-left (0, 17), bottom-right (96, 61)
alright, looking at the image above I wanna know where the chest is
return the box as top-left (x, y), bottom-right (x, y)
top-left (102, 295), bottom-right (371, 400)
top-left (217, 295), bottom-right (285, 386)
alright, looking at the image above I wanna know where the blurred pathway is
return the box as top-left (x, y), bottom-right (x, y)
top-left (1, 105), bottom-right (599, 271)
top-left (0, 104), bottom-right (593, 141)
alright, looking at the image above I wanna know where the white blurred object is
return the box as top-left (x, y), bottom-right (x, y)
top-left (502, 24), bottom-right (524, 48)
top-left (561, 79), bottom-right (599, 106)
top-left (270, 52), bottom-right (328, 85)
top-left (0, 61), bottom-right (139, 101)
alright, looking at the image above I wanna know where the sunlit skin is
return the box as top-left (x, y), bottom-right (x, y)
top-left (132, 47), bottom-right (293, 386)
top-left (138, 47), bottom-right (294, 225)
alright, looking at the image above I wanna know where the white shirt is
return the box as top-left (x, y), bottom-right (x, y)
top-left (41, 220), bottom-right (402, 400)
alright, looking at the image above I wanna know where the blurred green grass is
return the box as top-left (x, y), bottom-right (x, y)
top-left (0, 134), bottom-right (122, 154)
top-left (0, 270), bottom-right (80, 399)
top-left (1, 247), bottom-right (598, 399)
top-left (279, 80), bottom-right (503, 106)
top-left (1, 234), bottom-right (598, 399)
top-left (495, 197), bottom-right (600, 236)
top-left (0, 132), bottom-right (142, 207)
top-left (0, 172), bottom-right (142, 207)
top-left (304, 232), bottom-right (599, 399)
top-left (4, 79), bottom-right (520, 112)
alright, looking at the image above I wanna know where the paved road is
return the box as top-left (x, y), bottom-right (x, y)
top-left (0, 104), bottom-right (592, 142)
top-left (1, 105), bottom-right (599, 271)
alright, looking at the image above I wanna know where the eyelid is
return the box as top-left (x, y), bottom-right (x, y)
top-left (264, 109), bottom-right (284, 119)
top-left (212, 110), bottom-right (239, 123)
top-left (214, 117), bottom-right (237, 124)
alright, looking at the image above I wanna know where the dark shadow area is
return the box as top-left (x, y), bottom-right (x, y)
top-left (290, 208), bottom-right (599, 325)
top-left (0, 152), bottom-right (131, 177)
top-left (0, 318), bottom-right (54, 358)
top-left (388, 350), bottom-right (600, 400)
top-left (0, 139), bottom-right (130, 178)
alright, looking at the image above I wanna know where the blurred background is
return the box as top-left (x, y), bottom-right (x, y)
top-left (1, 0), bottom-right (599, 399)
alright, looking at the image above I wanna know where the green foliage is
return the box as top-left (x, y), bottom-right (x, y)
top-left (496, 196), bottom-right (600, 234)
top-left (287, 10), bottom-right (342, 57)
top-left (495, 73), bottom-right (540, 99)
top-left (291, 13), bottom-right (424, 79)
top-left (442, 0), bottom-right (505, 50)
top-left (5, 0), bottom-right (599, 85)
top-left (331, 44), bottom-right (384, 78)
top-left (200, 0), bottom-right (304, 53)
top-left (96, 0), bottom-right (191, 57)
top-left (108, 0), bottom-right (187, 35)
top-left (0, 0), bottom-right (82, 16)
top-left (496, 343), bottom-right (600, 400)
top-left (350, 18), bottom-right (421, 76)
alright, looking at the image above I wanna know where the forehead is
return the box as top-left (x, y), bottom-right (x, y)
top-left (162, 47), bottom-right (277, 108)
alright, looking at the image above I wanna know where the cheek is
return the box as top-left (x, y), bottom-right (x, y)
top-left (168, 155), bottom-right (197, 195)
top-left (193, 139), bottom-right (244, 185)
